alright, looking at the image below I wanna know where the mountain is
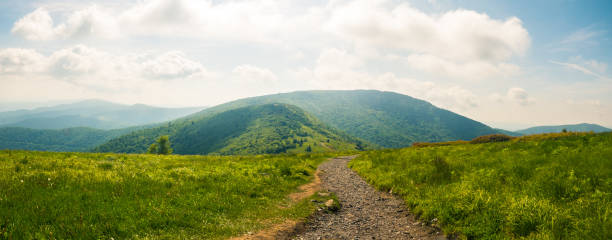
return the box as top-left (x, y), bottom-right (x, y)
top-left (94, 103), bottom-right (367, 155)
top-left (0, 100), bottom-right (204, 130)
top-left (516, 123), bottom-right (611, 135)
top-left (0, 126), bottom-right (144, 152)
top-left (172, 90), bottom-right (499, 148)
top-left (493, 128), bottom-right (523, 137)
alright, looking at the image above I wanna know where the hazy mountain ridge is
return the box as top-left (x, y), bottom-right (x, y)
top-left (94, 103), bottom-right (367, 155)
top-left (0, 99), bottom-right (204, 130)
top-left (516, 123), bottom-right (611, 135)
top-left (0, 126), bottom-right (147, 152)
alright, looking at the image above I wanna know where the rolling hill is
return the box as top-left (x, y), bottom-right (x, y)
top-left (171, 90), bottom-right (499, 148)
top-left (94, 103), bottom-right (367, 155)
top-left (0, 99), bottom-right (204, 130)
top-left (0, 126), bottom-right (145, 152)
top-left (517, 123), bottom-right (611, 135)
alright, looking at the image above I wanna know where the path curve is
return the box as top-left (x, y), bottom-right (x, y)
top-left (293, 155), bottom-right (446, 239)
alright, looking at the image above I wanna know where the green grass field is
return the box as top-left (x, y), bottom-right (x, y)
top-left (0, 151), bottom-right (337, 239)
top-left (350, 132), bottom-right (612, 239)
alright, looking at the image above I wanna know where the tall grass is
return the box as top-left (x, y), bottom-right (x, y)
top-left (0, 151), bottom-right (333, 239)
top-left (350, 132), bottom-right (612, 239)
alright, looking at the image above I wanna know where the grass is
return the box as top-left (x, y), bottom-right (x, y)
top-left (0, 150), bottom-right (338, 239)
top-left (349, 132), bottom-right (612, 239)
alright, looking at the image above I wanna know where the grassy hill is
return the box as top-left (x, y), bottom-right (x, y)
top-left (350, 132), bottom-right (612, 239)
top-left (178, 90), bottom-right (499, 148)
top-left (0, 99), bottom-right (203, 130)
top-left (94, 103), bottom-right (367, 155)
top-left (0, 127), bottom-right (145, 152)
top-left (0, 150), bottom-right (337, 239)
top-left (517, 123), bottom-right (611, 135)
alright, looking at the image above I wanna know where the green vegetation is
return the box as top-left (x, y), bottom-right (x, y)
top-left (0, 127), bottom-right (145, 152)
top-left (95, 103), bottom-right (367, 155)
top-left (517, 123), bottom-right (611, 135)
top-left (147, 136), bottom-right (173, 155)
top-left (0, 150), bottom-right (338, 239)
top-left (183, 90), bottom-right (499, 148)
top-left (350, 132), bottom-right (612, 239)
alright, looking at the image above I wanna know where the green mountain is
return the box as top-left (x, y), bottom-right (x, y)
top-left (517, 123), bottom-right (611, 135)
top-left (0, 100), bottom-right (204, 130)
top-left (0, 127), bottom-right (144, 152)
top-left (94, 103), bottom-right (366, 155)
top-left (175, 90), bottom-right (499, 148)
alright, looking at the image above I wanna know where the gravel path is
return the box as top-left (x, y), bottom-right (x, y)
top-left (293, 156), bottom-right (446, 240)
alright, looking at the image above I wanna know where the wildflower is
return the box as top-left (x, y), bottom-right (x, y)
top-left (48, 178), bottom-right (51, 181)
top-left (20, 179), bottom-right (23, 183)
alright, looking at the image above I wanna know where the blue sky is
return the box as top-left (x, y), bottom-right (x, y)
top-left (0, 0), bottom-right (610, 130)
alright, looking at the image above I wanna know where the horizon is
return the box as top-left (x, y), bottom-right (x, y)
top-left (1, 0), bottom-right (611, 130)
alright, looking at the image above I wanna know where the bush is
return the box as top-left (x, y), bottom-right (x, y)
top-left (470, 134), bottom-right (514, 144)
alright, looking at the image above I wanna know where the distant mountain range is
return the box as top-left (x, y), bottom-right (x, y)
top-left (516, 123), bottom-right (611, 135)
top-left (0, 100), bottom-right (204, 130)
top-left (3, 90), bottom-right (608, 154)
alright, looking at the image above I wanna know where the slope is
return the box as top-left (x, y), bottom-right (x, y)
top-left (517, 123), bottom-right (611, 135)
top-left (0, 126), bottom-right (143, 152)
top-left (94, 103), bottom-right (366, 155)
top-left (0, 99), bottom-right (204, 129)
top-left (176, 90), bottom-right (498, 148)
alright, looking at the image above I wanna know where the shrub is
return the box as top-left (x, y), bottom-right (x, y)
top-left (470, 134), bottom-right (514, 144)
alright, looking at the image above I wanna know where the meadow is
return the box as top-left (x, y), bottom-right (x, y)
top-left (0, 150), bottom-right (337, 239)
top-left (350, 132), bottom-right (612, 239)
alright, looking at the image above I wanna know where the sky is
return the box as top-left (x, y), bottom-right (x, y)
top-left (0, 0), bottom-right (610, 130)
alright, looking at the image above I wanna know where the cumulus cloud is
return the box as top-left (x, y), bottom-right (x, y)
top-left (327, 0), bottom-right (530, 62)
top-left (291, 48), bottom-right (479, 110)
top-left (0, 45), bottom-right (210, 89)
top-left (11, 6), bottom-right (118, 41)
top-left (491, 87), bottom-right (534, 106)
top-left (0, 48), bottom-right (46, 74)
top-left (11, 8), bottom-right (57, 41)
top-left (232, 65), bottom-right (278, 83)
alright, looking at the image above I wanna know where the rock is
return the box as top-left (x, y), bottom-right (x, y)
top-left (318, 192), bottom-right (330, 197)
top-left (324, 199), bottom-right (334, 207)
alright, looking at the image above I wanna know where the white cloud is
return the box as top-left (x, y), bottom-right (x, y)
top-left (0, 48), bottom-right (46, 74)
top-left (141, 51), bottom-right (206, 79)
top-left (402, 54), bottom-right (520, 80)
top-left (327, 0), bottom-right (530, 62)
top-left (550, 60), bottom-right (610, 81)
top-left (291, 48), bottom-right (480, 111)
top-left (490, 87), bottom-right (534, 106)
top-left (11, 8), bottom-right (57, 41)
top-left (0, 45), bottom-right (210, 90)
top-left (232, 65), bottom-right (278, 83)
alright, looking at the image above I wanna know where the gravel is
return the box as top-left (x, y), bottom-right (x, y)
top-left (292, 156), bottom-right (447, 240)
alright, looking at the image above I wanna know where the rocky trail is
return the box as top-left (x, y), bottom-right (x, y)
top-left (292, 155), bottom-right (446, 239)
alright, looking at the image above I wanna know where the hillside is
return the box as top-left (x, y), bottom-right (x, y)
top-left (177, 90), bottom-right (499, 148)
top-left (0, 150), bottom-right (335, 239)
top-left (517, 123), bottom-right (611, 135)
top-left (350, 132), bottom-right (612, 239)
top-left (95, 103), bottom-right (366, 155)
top-left (0, 126), bottom-right (144, 152)
top-left (0, 99), bottom-right (204, 129)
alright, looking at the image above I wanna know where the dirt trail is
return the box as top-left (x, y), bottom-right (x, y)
top-left (233, 156), bottom-right (446, 239)
top-left (293, 155), bottom-right (446, 239)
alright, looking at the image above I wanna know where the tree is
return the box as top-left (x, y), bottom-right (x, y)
top-left (147, 135), bottom-right (173, 155)
top-left (306, 145), bottom-right (312, 152)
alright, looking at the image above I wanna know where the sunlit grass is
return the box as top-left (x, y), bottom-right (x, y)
top-left (0, 151), bottom-right (335, 239)
top-left (350, 132), bottom-right (612, 239)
